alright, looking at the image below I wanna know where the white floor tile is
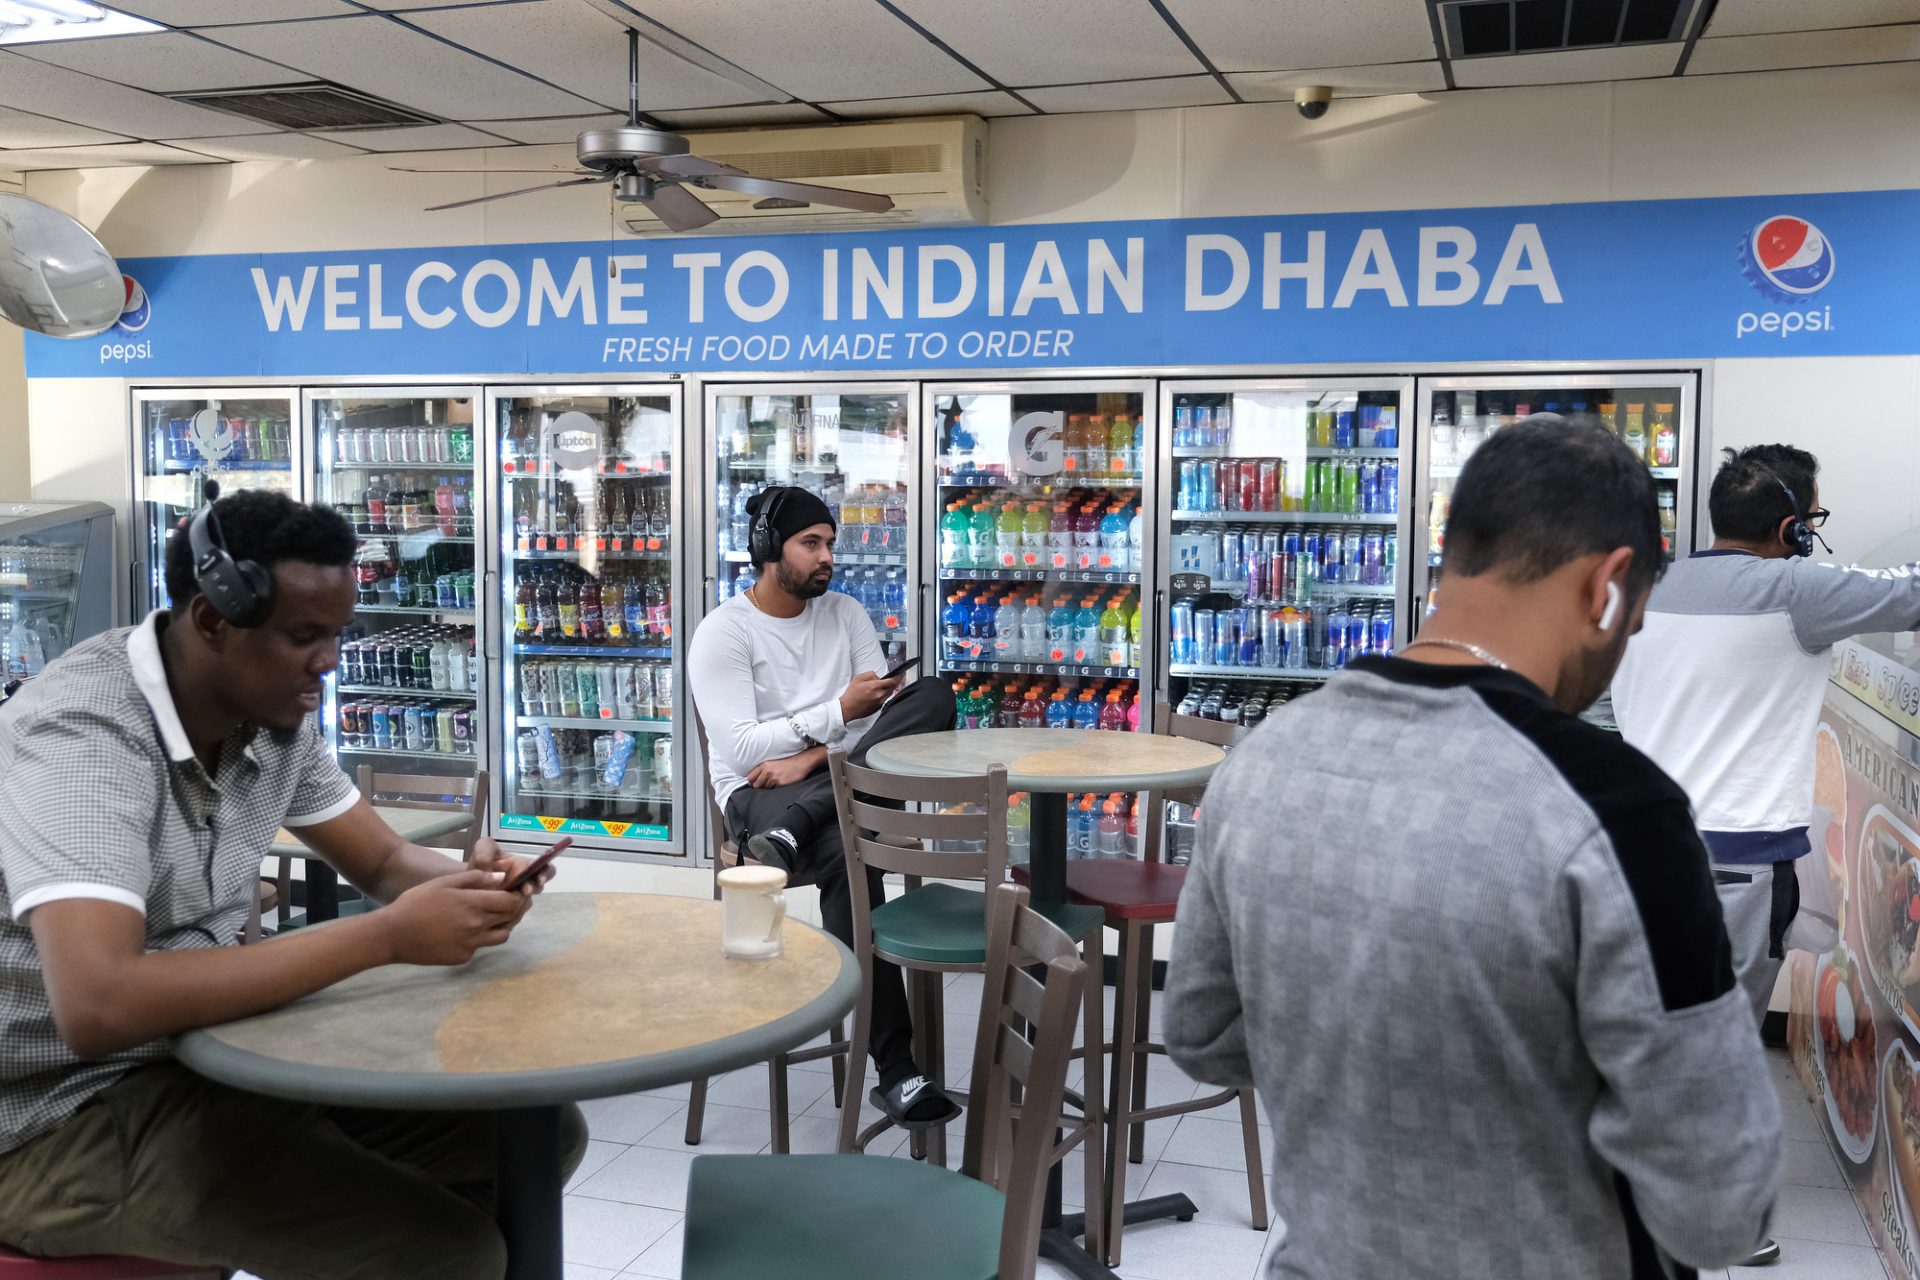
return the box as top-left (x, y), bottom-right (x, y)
top-left (563, 1265), bottom-right (619, 1280)
top-left (1767, 1184), bottom-right (1874, 1248)
top-left (561, 1194), bottom-right (679, 1272)
top-left (638, 1102), bottom-right (771, 1156)
top-left (782, 1112), bottom-right (910, 1156)
top-left (1775, 1085), bottom-right (1828, 1144)
top-left (1157, 1114), bottom-right (1270, 1173)
top-left (566, 1139), bottom-right (628, 1193)
top-left (1781, 1137), bottom-right (1850, 1191)
top-left (571, 1143), bottom-right (700, 1213)
top-left (621, 1218), bottom-right (686, 1278)
top-left (701, 1065), bottom-right (834, 1116)
top-left (1090, 1213), bottom-right (1270, 1280)
top-left (1138, 1159), bottom-right (1271, 1233)
top-left (578, 1093), bottom-right (690, 1146)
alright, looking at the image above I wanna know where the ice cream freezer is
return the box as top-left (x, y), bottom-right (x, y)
top-left (0, 500), bottom-right (115, 686)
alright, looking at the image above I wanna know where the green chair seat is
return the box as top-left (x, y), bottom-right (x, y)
top-left (870, 882), bottom-right (1105, 965)
top-left (684, 1153), bottom-right (1005, 1280)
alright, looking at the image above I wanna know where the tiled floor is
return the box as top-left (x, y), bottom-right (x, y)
top-left (556, 974), bottom-right (1888, 1280)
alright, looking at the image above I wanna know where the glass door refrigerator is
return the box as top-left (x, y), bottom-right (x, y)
top-left (129, 388), bottom-right (300, 615)
top-left (1157, 379), bottom-right (1414, 732)
top-left (1412, 374), bottom-right (1701, 622)
top-left (926, 380), bottom-right (1154, 856)
top-left (489, 386), bottom-right (683, 859)
top-left (308, 389), bottom-right (483, 805)
top-left (0, 500), bottom-right (114, 686)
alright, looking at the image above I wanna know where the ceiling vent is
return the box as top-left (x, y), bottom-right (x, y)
top-left (1438, 0), bottom-right (1706, 58)
top-left (167, 84), bottom-right (439, 131)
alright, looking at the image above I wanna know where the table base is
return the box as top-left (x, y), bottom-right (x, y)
top-left (1044, 1195), bottom-right (1198, 1278)
top-left (497, 1105), bottom-right (565, 1280)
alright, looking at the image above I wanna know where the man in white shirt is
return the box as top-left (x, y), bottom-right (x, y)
top-left (688, 485), bottom-right (959, 1129)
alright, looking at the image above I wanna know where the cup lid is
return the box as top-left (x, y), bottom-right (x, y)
top-left (718, 865), bottom-right (788, 891)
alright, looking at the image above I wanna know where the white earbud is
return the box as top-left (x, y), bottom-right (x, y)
top-left (1599, 580), bottom-right (1622, 634)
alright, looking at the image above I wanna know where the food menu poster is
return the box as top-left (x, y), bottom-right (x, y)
top-left (1789, 693), bottom-right (1920, 1279)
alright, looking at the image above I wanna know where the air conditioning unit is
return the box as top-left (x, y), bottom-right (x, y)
top-left (620, 114), bottom-right (986, 237)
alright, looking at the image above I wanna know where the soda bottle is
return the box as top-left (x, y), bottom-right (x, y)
top-left (969, 501), bottom-right (998, 571)
top-left (1099, 597), bottom-right (1128, 667)
top-left (1045, 689), bottom-right (1073, 728)
top-left (1073, 599), bottom-right (1101, 666)
top-left (996, 500), bottom-right (1024, 570)
top-left (993, 594), bottom-right (1022, 660)
top-left (365, 475), bottom-right (388, 532)
top-left (1046, 595), bottom-right (1076, 663)
top-left (940, 502), bottom-right (970, 569)
top-left (1021, 502), bottom-right (1048, 569)
top-left (603, 576), bottom-right (626, 643)
top-left (434, 476), bottom-right (456, 536)
top-left (1048, 502), bottom-right (1073, 571)
top-left (514, 571), bottom-right (536, 642)
top-left (1020, 596), bottom-right (1048, 661)
top-left (555, 570), bottom-right (581, 641)
top-left (578, 575), bottom-right (604, 644)
top-left (644, 572), bottom-right (668, 641)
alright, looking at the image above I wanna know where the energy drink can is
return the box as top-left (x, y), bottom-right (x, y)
top-left (403, 705), bottom-right (427, 752)
top-left (1192, 608), bottom-right (1215, 667)
top-left (371, 705), bottom-right (393, 750)
top-left (436, 706), bottom-right (455, 755)
top-left (451, 708), bottom-right (471, 755)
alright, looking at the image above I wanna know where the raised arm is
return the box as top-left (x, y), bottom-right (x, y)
top-left (1788, 557), bottom-right (1920, 651)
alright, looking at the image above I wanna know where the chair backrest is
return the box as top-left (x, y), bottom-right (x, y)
top-left (827, 748), bottom-right (1008, 936)
top-left (1140, 701), bottom-right (1245, 863)
top-left (355, 765), bottom-right (488, 860)
top-left (690, 700), bottom-right (731, 863)
top-left (958, 882), bottom-right (1089, 1280)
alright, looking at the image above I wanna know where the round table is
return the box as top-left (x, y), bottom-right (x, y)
top-left (864, 727), bottom-right (1225, 907)
top-left (175, 892), bottom-right (859, 1280)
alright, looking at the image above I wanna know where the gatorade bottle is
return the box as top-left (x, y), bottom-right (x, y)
top-left (942, 592), bottom-right (969, 660)
top-left (1073, 599), bottom-right (1101, 665)
top-left (1048, 502), bottom-right (1074, 571)
top-left (939, 502), bottom-right (970, 569)
top-left (1109, 414), bottom-right (1134, 479)
top-left (1047, 595), bottom-right (1076, 663)
top-left (962, 683), bottom-right (989, 729)
top-left (998, 683), bottom-right (1023, 728)
top-left (1099, 505), bottom-right (1129, 571)
top-left (1099, 688), bottom-right (1129, 731)
top-left (1128, 692), bottom-right (1141, 732)
top-left (1126, 502), bottom-right (1143, 570)
top-left (1127, 599), bottom-right (1143, 669)
top-left (1020, 596), bottom-right (1048, 661)
top-left (949, 677), bottom-right (970, 729)
top-left (1072, 690), bottom-right (1100, 730)
top-left (1045, 689), bottom-right (1073, 728)
top-left (1074, 505), bottom-right (1101, 571)
top-left (969, 501), bottom-right (998, 571)
top-left (1127, 798), bottom-right (1141, 856)
top-left (1099, 597), bottom-right (1128, 667)
top-left (1098, 796), bottom-right (1125, 856)
top-left (1018, 686), bottom-right (1046, 728)
top-left (967, 593), bottom-right (996, 659)
top-left (993, 594), bottom-right (1022, 660)
top-left (1083, 414), bottom-right (1108, 480)
top-left (996, 501), bottom-right (1025, 570)
top-left (1007, 793), bottom-right (1031, 859)
top-left (1021, 502), bottom-right (1049, 569)
top-left (1072, 794), bottom-right (1096, 856)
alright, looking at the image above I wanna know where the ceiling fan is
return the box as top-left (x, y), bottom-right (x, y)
top-left (392, 28), bottom-right (893, 232)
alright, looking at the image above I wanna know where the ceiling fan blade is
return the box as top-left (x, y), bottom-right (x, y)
top-left (638, 182), bottom-right (720, 232)
top-left (698, 173), bottom-right (894, 214)
top-left (646, 154), bottom-right (742, 179)
top-left (392, 167), bottom-right (594, 176)
top-left (425, 176), bottom-right (608, 213)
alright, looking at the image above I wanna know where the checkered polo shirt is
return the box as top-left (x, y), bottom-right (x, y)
top-left (0, 611), bottom-right (359, 1155)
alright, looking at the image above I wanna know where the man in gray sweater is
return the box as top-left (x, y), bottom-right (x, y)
top-left (1167, 419), bottom-right (1780, 1279)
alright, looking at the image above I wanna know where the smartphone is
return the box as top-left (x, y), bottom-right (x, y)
top-left (884, 656), bottom-right (921, 681)
top-left (503, 837), bottom-right (571, 892)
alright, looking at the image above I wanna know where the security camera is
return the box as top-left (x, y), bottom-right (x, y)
top-left (1295, 86), bottom-right (1332, 120)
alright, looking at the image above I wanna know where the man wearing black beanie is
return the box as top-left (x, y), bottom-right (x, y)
top-left (688, 485), bottom-right (960, 1130)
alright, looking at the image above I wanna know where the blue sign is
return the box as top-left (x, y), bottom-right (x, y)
top-left (28, 188), bottom-right (1920, 378)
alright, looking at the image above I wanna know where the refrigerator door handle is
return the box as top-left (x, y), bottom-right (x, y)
top-left (129, 559), bottom-right (144, 624)
top-left (482, 571), bottom-right (497, 660)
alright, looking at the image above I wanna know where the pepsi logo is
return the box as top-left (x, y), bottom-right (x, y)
top-left (116, 273), bottom-right (151, 333)
top-left (1742, 216), bottom-right (1835, 302)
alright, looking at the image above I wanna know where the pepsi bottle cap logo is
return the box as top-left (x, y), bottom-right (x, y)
top-left (1740, 215), bottom-right (1835, 303)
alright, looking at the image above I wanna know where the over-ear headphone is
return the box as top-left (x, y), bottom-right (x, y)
top-left (1599, 580), bottom-right (1622, 634)
top-left (747, 485), bottom-right (793, 566)
top-left (1759, 470), bottom-right (1820, 559)
top-left (187, 481), bottom-right (272, 627)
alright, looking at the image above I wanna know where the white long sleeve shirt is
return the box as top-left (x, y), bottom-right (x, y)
top-left (687, 591), bottom-right (886, 813)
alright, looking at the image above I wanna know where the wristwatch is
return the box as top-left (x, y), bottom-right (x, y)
top-left (788, 714), bottom-right (818, 748)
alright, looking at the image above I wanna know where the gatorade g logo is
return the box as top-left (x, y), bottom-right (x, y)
top-left (547, 410), bottom-right (601, 471)
top-left (1736, 215), bottom-right (1835, 339)
top-left (1010, 410), bottom-right (1064, 477)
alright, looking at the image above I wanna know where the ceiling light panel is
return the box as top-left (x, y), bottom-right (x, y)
top-left (0, 0), bottom-right (162, 45)
top-left (208, 14), bottom-right (604, 119)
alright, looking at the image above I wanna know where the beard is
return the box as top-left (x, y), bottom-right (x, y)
top-left (775, 559), bottom-right (832, 599)
top-left (1555, 622), bottom-right (1632, 715)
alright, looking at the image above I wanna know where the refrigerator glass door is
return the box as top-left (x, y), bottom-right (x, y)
top-left (707, 385), bottom-right (918, 670)
top-left (130, 390), bottom-right (298, 614)
top-left (1157, 381), bottom-right (1410, 749)
top-left (310, 390), bottom-right (483, 807)
top-left (492, 388), bottom-right (682, 856)
top-left (0, 503), bottom-right (113, 682)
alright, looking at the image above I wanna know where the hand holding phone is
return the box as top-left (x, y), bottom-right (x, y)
top-left (884, 656), bottom-right (921, 681)
top-left (503, 837), bottom-right (571, 893)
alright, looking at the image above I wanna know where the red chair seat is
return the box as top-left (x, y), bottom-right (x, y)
top-left (1013, 860), bottom-right (1186, 921)
top-left (0, 1246), bottom-right (210, 1278)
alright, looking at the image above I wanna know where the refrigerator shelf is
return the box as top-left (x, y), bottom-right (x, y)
top-left (939, 567), bottom-right (1141, 586)
top-left (339, 746), bottom-right (478, 762)
top-left (1171, 665), bottom-right (1333, 682)
top-left (942, 658), bottom-right (1138, 680)
top-left (358, 531), bottom-right (475, 547)
top-left (500, 463), bottom-right (670, 479)
top-left (155, 459), bottom-right (292, 474)
top-left (515, 785), bottom-right (673, 805)
top-left (939, 474), bottom-right (1143, 490)
top-left (329, 460), bottom-right (474, 472)
top-left (1428, 463), bottom-right (1680, 481)
top-left (720, 549), bottom-right (905, 565)
top-left (513, 643), bottom-right (673, 660)
top-left (355, 605), bottom-right (476, 621)
top-left (1172, 510), bottom-right (1396, 525)
top-left (1196, 580), bottom-right (1396, 600)
top-left (1171, 446), bottom-right (1398, 460)
top-left (514, 545), bottom-right (668, 560)
top-left (516, 715), bottom-right (673, 733)
top-left (335, 683), bottom-right (477, 700)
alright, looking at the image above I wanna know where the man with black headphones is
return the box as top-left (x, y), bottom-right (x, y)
top-left (687, 485), bottom-right (961, 1131)
top-left (1613, 445), bottom-right (1920, 1266)
top-left (0, 488), bottom-right (578, 1279)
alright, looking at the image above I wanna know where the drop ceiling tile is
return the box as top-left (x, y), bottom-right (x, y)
top-left (649, 103), bottom-right (833, 130)
top-left (1453, 43), bottom-right (1683, 87)
top-left (607, 0), bottom-right (988, 100)
top-left (366, 0), bottom-right (537, 7)
top-left (821, 90), bottom-right (1031, 118)
top-left (0, 141), bottom-right (222, 171)
top-left (178, 132), bottom-right (368, 160)
top-left (0, 49), bottom-right (278, 139)
top-left (1707, 0), bottom-right (1920, 38)
top-left (17, 32), bottom-right (303, 94)
top-left (1022, 74), bottom-right (1231, 114)
top-left (887, 0), bottom-right (1200, 85)
top-left (307, 123), bottom-right (509, 151)
top-left (208, 15), bottom-right (603, 119)
top-left (0, 105), bottom-right (129, 150)
top-left (1687, 24), bottom-right (1920, 74)
top-left (1228, 61), bottom-right (1446, 100)
top-left (471, 112), bottom-right (625, 144)
top-left (408, 0), bottom-right (762, 112)
top-left (1159, 0), bottom-right (1438, 74)
top-left (106, 0), bottom-right (357, 22)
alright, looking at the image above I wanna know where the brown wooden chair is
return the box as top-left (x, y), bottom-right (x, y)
top-left (683, 704), bottom-right (849, 1153)
top-left (681, 882), bottom-right (1087, 1280)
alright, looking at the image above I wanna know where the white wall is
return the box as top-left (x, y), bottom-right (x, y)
top-left (0, 168), bottom-right (25, 500)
